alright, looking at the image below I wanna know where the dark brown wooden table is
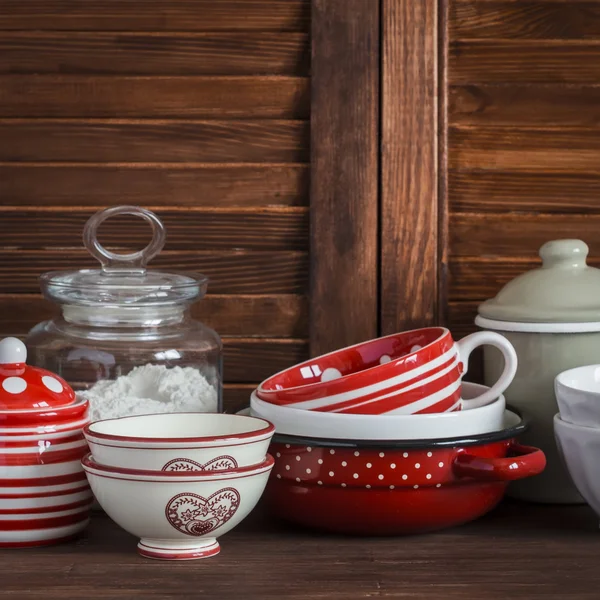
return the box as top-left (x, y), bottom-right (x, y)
top-left (1, 500), bottom-right (598, 599)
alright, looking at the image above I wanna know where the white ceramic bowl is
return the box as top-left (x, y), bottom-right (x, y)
top-left (555, 365), bottom-right (600, 427)
top-left (84, 413), bottom-right (274, 472)
top-left (82, 453), bottom-right (274, 560)
top-left (554, 414), bottom-right (600, 516)
top-left (249, 382), bottom-right (506, 441)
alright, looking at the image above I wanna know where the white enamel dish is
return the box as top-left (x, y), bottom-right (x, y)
top-left (248, 382), bottom-right (506, 441)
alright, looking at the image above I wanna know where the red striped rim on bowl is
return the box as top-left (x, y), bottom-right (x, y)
top-left (82, 452), bottom-right (274, 481)
top-left (83, 413), bottom-right (274, 445)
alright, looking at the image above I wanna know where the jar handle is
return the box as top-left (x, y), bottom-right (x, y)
top-left (83, 206), bottom-right (166, 275)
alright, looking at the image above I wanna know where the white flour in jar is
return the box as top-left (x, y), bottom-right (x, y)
top-left (77, 364), bottom-right (219, 422)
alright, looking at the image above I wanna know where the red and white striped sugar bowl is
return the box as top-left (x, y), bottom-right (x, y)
top-left (0, 337), bottom-right (92, 547)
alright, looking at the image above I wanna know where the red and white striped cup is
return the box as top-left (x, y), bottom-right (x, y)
top-left (256, 328), bottom-right (517, 415)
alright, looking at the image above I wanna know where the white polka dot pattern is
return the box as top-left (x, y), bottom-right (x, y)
top-left (2, 377), bottom-right (27, 394)
top-left (42, 376), bottom-right (63, 394)
top-left (271, 445), bottom-right (453, 489)
top-left (321, 367), bottom-right (342, 382)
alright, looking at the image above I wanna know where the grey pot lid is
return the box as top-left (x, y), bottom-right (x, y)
top-left (477, 239), bottom-right (600, 323)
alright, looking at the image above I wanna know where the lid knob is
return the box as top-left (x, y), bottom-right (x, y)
top-left (0, 337), bottom-right (27, 365)
top-left (539, 239), bottom-right (589, 269)
top-left (83, 205), bottom-right (166, 276)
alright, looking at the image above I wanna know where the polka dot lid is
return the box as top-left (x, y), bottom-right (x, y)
top-left (0, 337), bottom-right (76, 411)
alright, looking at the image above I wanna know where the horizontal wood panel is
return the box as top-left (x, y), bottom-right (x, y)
top-left (0, 294), bottom-right (308, 337)
top-left (0, 120), bottom-right (308, 163)
top-left (451, 1), bottom-right (600, 40)
top-left (451, 41), bottom-right (600, 84)
top-left (450, 84), bottom-right (600, 127)
top-left (0, 164), bottom-right (308, 207)
top-left (449, 171), bottom-right (600, 213)
top-left (450, 256), bottom-right (600, 301)
top-left (223, 384), bottom-right (254, 414)
top-left (0, 208), bottom-right (308, 251)
top-left (448, 301), bottom-right (479, 338)
top-left (450, 257), bottom-right (540, 301)
top-left (0, 249), bottom-right (308, 294)
top-left (449, 127), bottom-right (600, 172)
top-left (450, 213), bottom-right (600, 257)
top-left (224, 338), bottom-right (307, 382)
top-left (0, 76), bottom-right (309, 119)
top-left (0, 33), bottom-right (309, 76)
top-left (0, 1), bottom-right (310, 32)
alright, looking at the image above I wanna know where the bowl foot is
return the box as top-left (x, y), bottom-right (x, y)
top-left (137, 538), bottom-right (220, 561)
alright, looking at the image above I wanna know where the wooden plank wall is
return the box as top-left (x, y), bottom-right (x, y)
top-left (447, 0), bottom-right (600, 340)
top-left (0, 0), bottom-right (311, 412)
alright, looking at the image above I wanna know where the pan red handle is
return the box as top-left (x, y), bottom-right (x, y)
top-left (452, 442), bottom-right (546, 482)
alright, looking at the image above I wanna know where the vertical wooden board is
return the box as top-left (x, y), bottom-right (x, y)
top-left (381, 0), bottom-right (440, 333)
top-left (310, 0), bottom-right (379, 356)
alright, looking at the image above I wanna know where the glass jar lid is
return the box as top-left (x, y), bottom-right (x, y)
top-left (0, 337), bottom-right (77, 411)
top-left (40, 206), bottom-right (207, 308)
top-left (477, 239), bottom-right (600, 325)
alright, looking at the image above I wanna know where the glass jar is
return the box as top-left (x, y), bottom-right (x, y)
top-left (25, 206), bottom-right (222, 421)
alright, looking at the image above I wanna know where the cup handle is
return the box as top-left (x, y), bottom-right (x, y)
top-left (457, 331), bottom-right (518, 410)
top-left (452, 442), bottom-right (546, 482)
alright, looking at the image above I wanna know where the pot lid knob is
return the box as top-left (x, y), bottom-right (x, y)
top-left (540, 239), bottom-right (588, 270)
top-left (0, 337), bottom-right (26, 365)
top-left (0, 336), bottom-right (77, 411)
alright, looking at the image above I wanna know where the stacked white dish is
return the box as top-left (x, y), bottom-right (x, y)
top-left (554, 366), bottom-right (600, 516)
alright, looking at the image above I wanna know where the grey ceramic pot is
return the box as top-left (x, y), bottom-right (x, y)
top-left (475, 239), bottom-right (600, 504)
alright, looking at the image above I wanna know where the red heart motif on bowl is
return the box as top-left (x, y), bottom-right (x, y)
top-left (166, 489), bottom-right (241, 537)
top-left (161, 456), bottom-right (239, 472)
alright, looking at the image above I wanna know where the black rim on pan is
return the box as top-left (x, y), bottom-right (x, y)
top-left (270, 405), bottom-right (529, 450)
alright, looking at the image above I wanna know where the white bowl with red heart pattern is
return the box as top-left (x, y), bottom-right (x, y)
top-left (83, 413), bottom-right (274, 472)
top-left (82, 453), bottom-right (274, 560)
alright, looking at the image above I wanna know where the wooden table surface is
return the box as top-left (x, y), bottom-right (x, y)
top-left (1, 500), bottom-right (598, 599)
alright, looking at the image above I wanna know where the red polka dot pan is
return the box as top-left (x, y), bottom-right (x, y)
top-left (265, 408), bottom-right (546, 536)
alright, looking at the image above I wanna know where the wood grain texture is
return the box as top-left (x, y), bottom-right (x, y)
top-left (438, 0), bottom-right (450, 327)
top-left (0, 249), bottom-right (308, 295)
top-left (381, 0), bottom-right (439, 333)
top-left (0, 164), bottom-right (308, 207)
top-left (310, 0), bottom-right (379, 355)
top-left (448, 300), bottom-right (481, 338)
top-left (0, 208), bottom-right (308, 251)
top-left (451, 40), bottom-right (600, 84)
top-left (449, 257), bottom-right (547, 301)
top-left (450, 84), bottom-right (600, 127)
top-left (450, 213), bottom-right (600, 257)
top-left (449, 127), bottom-right (600, 172)
top-left (450, 256), bottom-right (600, 301)
top-left (451, 1), bottom-right (600, 40)
top-left (223, 338), bottom-right (307, 382)
top-left (0, 32), bottom-right (309, 76)
top-left (0, 119), bottom-right (308, 163)
top-left (1, 503), bottom-right (599, 600)
top-left (0, 1), bottom-right (310, 32)
top-left (449, 171), bottom-right (600, 213)
top-left (0, 294), bottom-right (308, 338)
top-left (0, 76), bottom-right (309, 119)
top-left (223, 384), bottom-right (255, 414)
